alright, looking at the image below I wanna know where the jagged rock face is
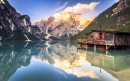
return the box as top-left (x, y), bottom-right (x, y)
top-left (113, 0), bottom-right (130, 14)
top-left (52, 12), bottom-right (95, 30)
top-left (113, 0), bottom-right (130, 26)
top-left (0, 0), bottom-right (31, 40)
top-left (35, 12), bottom-right (95, 39)
top-left (35, 16), bottom-right (55, 32)
top-left (47, 12), bottom-right (95, 38)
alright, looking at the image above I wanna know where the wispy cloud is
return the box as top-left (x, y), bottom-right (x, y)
top-left (54, 1), bottom-right (100, 18)
top-left (64, 2), bottom-right (100, 15)
top-left (54, 2), bottom-right (68, 12)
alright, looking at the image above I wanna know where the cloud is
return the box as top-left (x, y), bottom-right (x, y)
top-left (64, 2), bottom-right (100, 15)
top-left (53, 2), bottom-right (100, 18)
top-left (54, 2), bottom-right (68, 12)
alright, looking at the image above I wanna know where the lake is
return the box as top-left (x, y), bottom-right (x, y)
top-left (0, 41), bottom-right (130, 81)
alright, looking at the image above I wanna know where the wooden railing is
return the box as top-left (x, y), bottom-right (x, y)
top-left (78, 39), bottom-right (106, 45)
top-left (78, 38), bottom-right (130, 45)
top-left (77, 39), bottom-right (88, 43)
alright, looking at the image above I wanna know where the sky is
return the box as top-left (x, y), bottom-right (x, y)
top-left (7, 0), bottom-right (119, 23)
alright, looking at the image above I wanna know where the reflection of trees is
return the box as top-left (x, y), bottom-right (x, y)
top-left (0, 42), bottom-right (41, 81)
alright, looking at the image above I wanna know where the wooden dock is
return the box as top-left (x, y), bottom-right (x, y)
top-left (77, 39), bottom-right (130, 50)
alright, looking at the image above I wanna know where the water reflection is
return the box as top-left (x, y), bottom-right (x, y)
top-left (0, 41), bottom-right (129, 81)
top-left (0, 42), bottom-right (42, 81)
top-left (77, 48), bottom-right (130, 81)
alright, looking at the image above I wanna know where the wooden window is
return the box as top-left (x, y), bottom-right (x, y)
top-left (100, 33), bottom-right (102, 39)
top-left (91, 36), bottom-right (93, 40)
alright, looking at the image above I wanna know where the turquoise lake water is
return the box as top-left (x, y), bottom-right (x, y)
top-left (0, 41), bottom-right (130, 81)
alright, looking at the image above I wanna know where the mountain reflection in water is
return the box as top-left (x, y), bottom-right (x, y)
top-left (0, 41), bottom-right (129, 81)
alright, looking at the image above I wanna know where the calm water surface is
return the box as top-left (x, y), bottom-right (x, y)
top-left (0, 41), bottom-right (130, 81)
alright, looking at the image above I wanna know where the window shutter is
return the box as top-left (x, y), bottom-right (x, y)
top-left (102, 33), bottom-right (104, 39)
top-left (98, 33), bottom-right (99, 39)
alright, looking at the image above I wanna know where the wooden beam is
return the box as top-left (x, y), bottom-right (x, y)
top-left (106, 45), bottom-right (108, 50)
top-left (106, 45), bottom-right (112, 50)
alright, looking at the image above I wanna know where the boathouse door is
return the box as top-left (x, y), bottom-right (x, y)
top-left (104, 33), bottom-right (114, 44)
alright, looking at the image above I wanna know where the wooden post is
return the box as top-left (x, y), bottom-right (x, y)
top-left (86, 44), bottom-right (88, 50)
top-left (106, 51), bottom-right (108, 55)
top-left (113, 34), bottom-right (115, 44)
top-left (106, 45), bottom-right (108, 50)
top-left (94, 44), bottom-right (96, 52)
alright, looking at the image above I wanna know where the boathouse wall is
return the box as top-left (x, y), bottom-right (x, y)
top-left (87, 32), bottom-right (105, 40)
top-left (86, 31), bottom-right (130, 45)
top-left (114, 33), bottom-right (130, 45)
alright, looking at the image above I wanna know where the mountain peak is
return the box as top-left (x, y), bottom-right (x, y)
top-left (34, 16), bottom-right (55, 32)
top-left (35, 16), bottom-right (55, 23)
top-left (54, 12), bottom-right (82, 23)
top-left (54, 12), bottom-right (95, 29)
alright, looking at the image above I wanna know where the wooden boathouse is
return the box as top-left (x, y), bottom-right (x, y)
top-left (78, 30), bottom-right (130, 50)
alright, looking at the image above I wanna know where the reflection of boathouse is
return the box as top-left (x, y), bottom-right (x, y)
top-left (78, 49), bottom-right (130, 71)
top-left (77, 48), bottom-right (130, 78)
top-left (78, 30), bottom-right (130, 50)
top-left (77, 48), bottom-right (130, 81)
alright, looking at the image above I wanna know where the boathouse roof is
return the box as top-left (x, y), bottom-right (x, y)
top-left (85, 30), bottom-right (130, 35)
